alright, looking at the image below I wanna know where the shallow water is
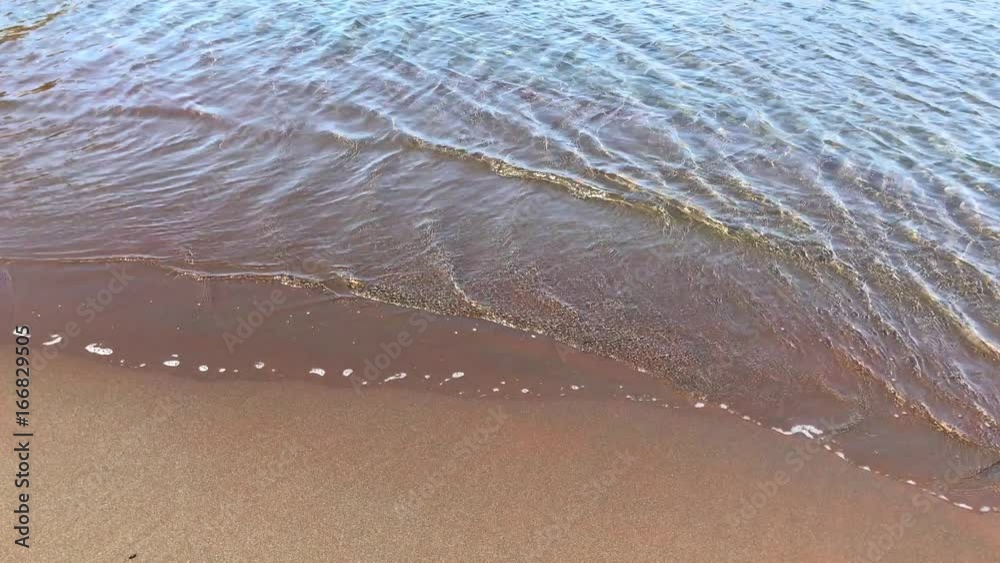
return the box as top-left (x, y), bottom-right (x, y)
top-left (1, 2), bottom-right (998, 473)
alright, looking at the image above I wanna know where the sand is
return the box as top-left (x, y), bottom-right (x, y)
top-left (2, 350), bottom-right (997, 562)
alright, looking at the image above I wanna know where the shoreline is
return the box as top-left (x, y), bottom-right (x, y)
top-left (3, 260), bottom-right (999, 512)
top-left (3, 350), bottom-right (998, 561)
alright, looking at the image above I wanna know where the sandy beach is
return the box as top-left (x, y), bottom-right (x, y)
top-left (2, 343), bottom-right (998, 561)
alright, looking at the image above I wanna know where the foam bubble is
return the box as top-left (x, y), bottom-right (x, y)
top-left (906, 479), bottom-right (917, 485)
top-left (980, 506), bottom-right (991, 513)
top-left (310, 368), bottom-right (326, 377)
top-left (163, 360), bottom-right (180, 367)
top-left (719, 404), bottom-right (728, 410)
top-left (521, 388), bottom-right (530, 394)
top-left (452, 372), bottom-right (465, 379)
top-left (198, 365), bottom-right (209, 372)
top-left (956, 503), bottom-right (973, 511)
top-left (254, 361), bottom-right (265, 369)
top-left (85, 343), bottom-right (113, 356)
top-left (772, 424), bottom-right (824, 439)
top-left (570, 385), bottom-right (580, 391)
top-left (694, 402), bottom-right (705, 408)
top-left (43, 335), bottom-right (62, 346)
top-left (384, 372), bottom-right (406, 382)
top-left (342, 369), bottom-right (353, 377)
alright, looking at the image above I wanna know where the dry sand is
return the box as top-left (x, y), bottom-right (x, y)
top-left (2, 351), bottom-right (997, 562)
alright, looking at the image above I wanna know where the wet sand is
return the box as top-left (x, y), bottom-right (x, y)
top-left (2, 349), bottom-right (999, 561)
top-left (4, 261), bottom-right (999, 509)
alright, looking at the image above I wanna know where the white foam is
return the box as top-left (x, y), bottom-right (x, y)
top-left (570, 385), bottom-right (580, 391)
top-left (956, 503), bottom-right (973, 511)
top-left (85, 343), bottom-right (113, 356)
top-left (719, 403), bottom-right (728, 410)
top-left (384, 372), bottom-right (406, 382)
top-left (254, 361), bottom-right (265, 369)
top-left (218, 368), bottom-right (226, 373)
top-left (43, 335), bottom-right (62, 346)
top-left (694, 402), bottom-right (705, 408)
top-left (423, 374), bottom-right (430, 379)
top-left (492, 388), bottom-right (500, 392)
top-left (980, 506), bottom-right (991, 513)
top-left (310, 368), bottom-right (326, 377)
top-left (771, 424), bottom-right (824, 439)
top-left (342, 369), bottom-right (353, 377)
top-left (451, 372), bottom-right (465, 379)
top-left (198, 365), bottom-right (209, 373)
top-left (906, 479), bottom-right (917, 485)
top-left (163, 360), bottom-right (180, 367)
top-left (835, 451), bottom-right (847, 460)
top-left (521, 388), bottom-right (530, 394)
top-left (138, 363), bottom-right (146, 368)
